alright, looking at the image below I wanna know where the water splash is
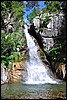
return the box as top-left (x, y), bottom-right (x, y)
top-left (24, 24), bottom-right (58, 84)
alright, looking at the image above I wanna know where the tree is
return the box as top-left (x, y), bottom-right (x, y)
top-left (1, 1), bottom-right (25, 67)
top-left (1, 30), bottom-right (26, 67)
top-left (27, 7), bottom-right (40, 22)
top-left (43, 1), bottom-right (60, 13)
top-left (12, 1), bottom-right (24, 20)
top-left (1, 1), bottom-right (24, 32)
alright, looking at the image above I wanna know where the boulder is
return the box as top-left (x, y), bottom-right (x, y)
top-left (56, 62), bottom-right (66, 80)
top-left (11, 61), bottom-right (26, 82)
top-left (51, 62), bottom-right (66, 80)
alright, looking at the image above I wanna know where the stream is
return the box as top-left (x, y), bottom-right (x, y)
top-left (1, 81), bottom-right (66, 99)
top-left (1, 24), bottom-right (66, 99)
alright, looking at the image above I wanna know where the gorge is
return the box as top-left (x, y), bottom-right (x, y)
top-left (1, 24), bottom-right (66, 99)
top-left (1, 1), bottom-right (66, 99)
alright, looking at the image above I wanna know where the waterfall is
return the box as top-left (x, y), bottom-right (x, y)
top-left (24, 24), bottom-right (58, 84)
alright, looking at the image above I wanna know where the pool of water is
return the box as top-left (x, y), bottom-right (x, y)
top-left (1, 81), bottom-right (66, 99)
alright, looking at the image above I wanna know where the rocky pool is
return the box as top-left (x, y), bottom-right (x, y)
top-left (1, 81), bottom-right (66, 99)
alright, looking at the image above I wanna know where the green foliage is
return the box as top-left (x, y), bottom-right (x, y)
top-left (48, 44), bottom-right (66, 63)
top-left (1, 1), bottom-right (24, 19)
top-left (27, 7), bottom-right (40, 22)
top-left (21, 38), bottom-right (25, 43)
top-left (12, 1), bottom-right (24, 20)
top-left (1, 1), bottom-right (24, 32)
top-left (48, 45), bottom-right (61, 54)
top-left (1, 2), bottom-right (6, 10)
top-left (1, 1), bottom-right (25, 68)
top-left (43, 1), bottom-right (66, 14)
top-left (1, 31), bottom-right (25, 67)
top-left (44, 1), bottom-right (60, 13)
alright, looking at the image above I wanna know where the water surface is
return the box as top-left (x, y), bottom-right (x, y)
top-left (1, 81), bottom-right (66, 99)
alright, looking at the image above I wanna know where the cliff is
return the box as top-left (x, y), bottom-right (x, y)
top-left (29, 11), bottom-right (66, 80)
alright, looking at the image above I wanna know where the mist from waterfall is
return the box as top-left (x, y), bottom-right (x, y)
top-left (24, 24), bottom-right (58, 84)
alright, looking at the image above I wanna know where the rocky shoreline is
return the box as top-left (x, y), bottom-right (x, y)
top-left (1, 82), bottom-right (66, 99)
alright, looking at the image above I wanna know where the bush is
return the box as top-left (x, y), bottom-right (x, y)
top-left (1, 30), bottom-right (25, 67)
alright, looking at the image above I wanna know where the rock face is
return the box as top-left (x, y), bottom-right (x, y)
top-left (47, 13), bottom-right (64, 29)
top-left (11, 61), bottom-right (26, 82)
top-left (1, 61), bottom-right (26, 84)
top-left (33, 12), bottom-right (64, 51)
top-left (55, 62), bottom-right (66, 80)
top-left (51, 62), bottom-right (66, 80)
top-left (1, 11), bottom-right (22, 34)
top-left (31, 12), bottom-right (66, 80)
top-left (33, 16), bottom-right (40, 28)
top-left (1, 66), bottom-right (8, 84)
top-left (1, 63), bottom-right (11, 84)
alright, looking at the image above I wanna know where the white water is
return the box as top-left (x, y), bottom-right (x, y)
top-left (24, 24), bottom-right (58, 84)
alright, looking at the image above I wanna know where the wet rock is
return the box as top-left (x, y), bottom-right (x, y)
top-left (51, 62), bottom-right (66, 80)
top-left (1, 64), bottom-right (9, 84)
top-left (11, 61), bottom-right (26, 82)
top-left (56, 62), bottom-right (66, 80)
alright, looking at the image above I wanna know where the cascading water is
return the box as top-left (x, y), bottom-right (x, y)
top-left (24, 24), bottom-right (58, 84)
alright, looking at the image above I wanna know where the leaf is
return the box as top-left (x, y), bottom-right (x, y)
top-left (9, 55), bottom-right (14, 59)
top-left (3, 65), bottom-right (6, 68)
top-left (1, 55), bottom-right (6, 58)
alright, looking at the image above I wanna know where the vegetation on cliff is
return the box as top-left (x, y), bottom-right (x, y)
top-left (26, 1), bottom-right (66, 63)
top-left (1, 1), bottom-right (66, 70)
top-left (1, 1), bottom-right (25, 68)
